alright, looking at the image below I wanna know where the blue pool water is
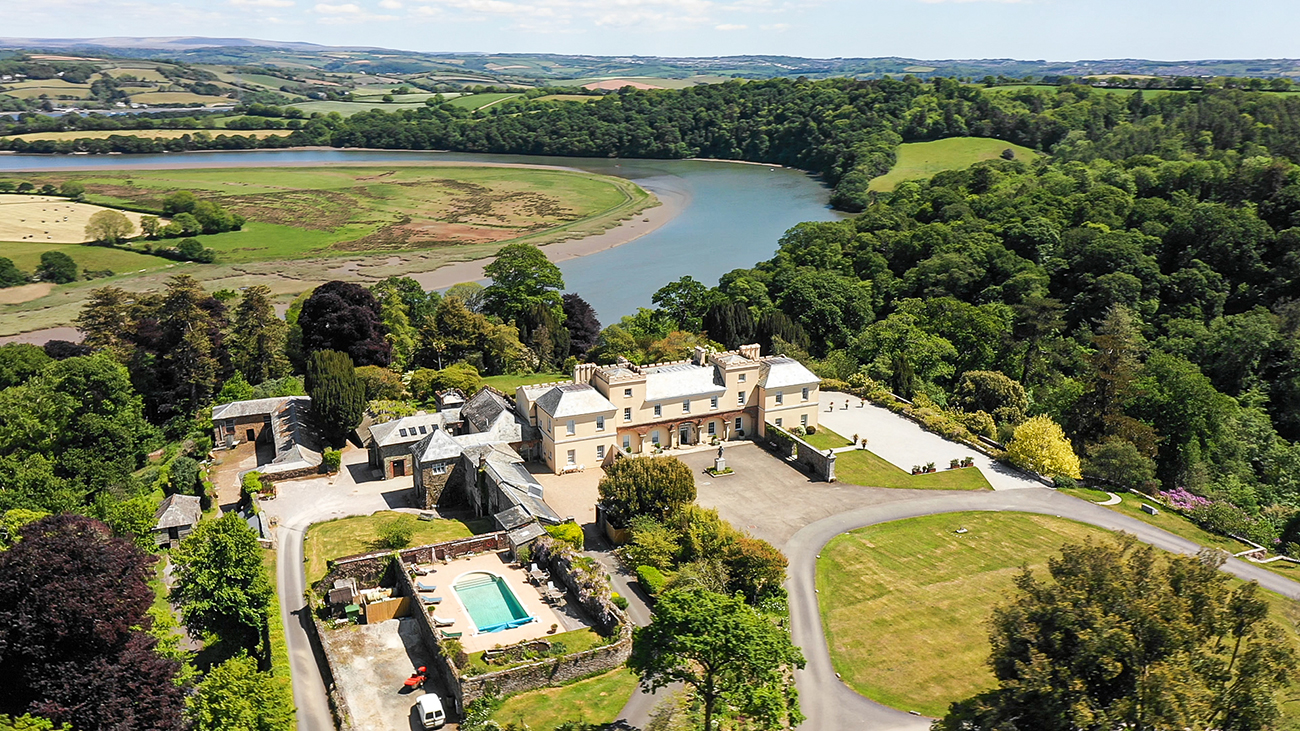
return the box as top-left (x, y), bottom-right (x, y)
top-left (454, 572), bottom-right (534, 633)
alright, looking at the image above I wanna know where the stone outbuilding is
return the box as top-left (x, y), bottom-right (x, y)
top-left (153, 494), bottom-right (202, 548)
top-left (366, 412), bottom-right (459, 480)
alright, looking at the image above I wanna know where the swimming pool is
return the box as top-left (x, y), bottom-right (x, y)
top-left (453, 572), bottom-right (535, 633)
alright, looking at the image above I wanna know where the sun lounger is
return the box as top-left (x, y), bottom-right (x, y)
top-left (440, 630), bottom-right (462, 639)
top-left (416, 581), bottom-right (437, 592)
top-left (420, 596), bottom-right (443, 605)
top-left (432, 616), bottom-right (455, 627)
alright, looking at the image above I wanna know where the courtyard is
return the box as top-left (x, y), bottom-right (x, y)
top-left (324, 616), bottom-right (443, 731)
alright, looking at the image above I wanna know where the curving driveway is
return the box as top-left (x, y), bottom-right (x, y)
top-left (782, 488), bottom-right (1300, 731)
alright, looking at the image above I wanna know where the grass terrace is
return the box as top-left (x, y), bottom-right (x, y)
top-left (491, 668), bottom-right (639, 729)
top-left (303, 511), bottom-right (490, 585)
top-left (834, 448), bottom-right (992, 490)
top-left (801, 426), bottom-right (852, 451)
top-left (479, 372), bottom-right (569, 393)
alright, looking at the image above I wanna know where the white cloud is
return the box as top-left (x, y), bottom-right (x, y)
top-left (230, 0), bottom-right (295, 7)
top-left (715, 22), bottom-right (746, 29)
top-left (379, 0), bottom-right (402, 7)
top-left (311, 2), bottom-right (398, 21)
top-left (916, 0), bottom-right (1031, 3)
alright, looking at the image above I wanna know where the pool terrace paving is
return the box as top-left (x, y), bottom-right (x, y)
top-left (409, 551), bottom-right (588, 654)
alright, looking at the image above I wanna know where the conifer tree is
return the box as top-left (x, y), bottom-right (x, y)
top-left (305, 350), bottom-right (365, 446)
top-left (230, 285), bottom-right (288, 385)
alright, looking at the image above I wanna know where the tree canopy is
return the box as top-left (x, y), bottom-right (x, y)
top-left (170, 513), bottom-right (274, 659)
top-left (598, 455), bottom-right (697, 527)
top-left (305, 349), bottom-right (365, 447)
top-left (297, 281), bottom-right (391, 367)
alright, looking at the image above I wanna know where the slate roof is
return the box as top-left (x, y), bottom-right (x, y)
top-left (262, 397), bottom-right (322, 475)
top-left (211, 396), bottom-right (287, 421)
top-left (412, 428), bottom-right (464, 463)
top-left (535, 383), bottom-right (616, 417)
top-left (642, 363), bottom-right (727, 401)
top-left (462, 388), bottom-right (512, 433)
top-left (154, 494), bottom-right (202, 530)
top-left (758, 357), bottom-right (820, 389)
top-left (369, 413), bottom-right (448, 448)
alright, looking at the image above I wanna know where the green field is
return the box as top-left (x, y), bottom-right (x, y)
top-left (445, 92), bottom-right (521, 110)
top-left (817, 512), bottom-right (1300, 724)
top-left (869, 137), bottom-right (1041, 192)
top-left (287, 99), bottom-right (433, 115)
top-left (0, 240), bottom-right (164, 274)
top-left (480, 372), bottom-right (568, 393)
top-left (303, 512), bottom-right (490, 585)
top-left (834, 448), bottom-right (992, 490)
top-left (491, 668), bottom-right (639, 729)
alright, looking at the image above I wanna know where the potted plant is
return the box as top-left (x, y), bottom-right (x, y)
top-left (911, 465), bottom-right (921, 475)
top-left (548, 623), bottom-right (558, 635)
top-left (949, 458), bottom-right (961, 470)
top-left (925, 462), bottom-right (936, 473)
top-left (961, 456), bottom-right (975, 468)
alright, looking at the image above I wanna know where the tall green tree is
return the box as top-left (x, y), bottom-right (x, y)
top-left (36, 252), bottom-right (76, 284)
top-left (371, 278), bottom-right (418, 371)
top-left (229, 285), bottom-right (289, 385)
top-left (75, 286), bottom-right (135, 357)
top-left (171, 514), bottom-right (274, 660)
top-left (187, 654), bottom-right (293, 731)
top-left (653, 276), bottom-right (715, 332)
top-left (630, 588), bottom-right (805, 731)
top-left (305, 350), bottom-right (365, 446)
top-left (482, 242), bottom-right (564, 324)
top-left (937, 538), bottom-right (1297, 731)
top-left (598, 456), bottom-right (696, 527)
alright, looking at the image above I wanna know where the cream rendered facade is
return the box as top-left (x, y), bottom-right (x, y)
top-left (518, 344), bottom-right (821, 474)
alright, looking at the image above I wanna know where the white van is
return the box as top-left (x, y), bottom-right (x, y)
top-left (414, 693), bottom-right (446, 729)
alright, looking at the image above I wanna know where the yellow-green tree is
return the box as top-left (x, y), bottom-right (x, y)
top-left (84, 210), bottom-right (134, 245)
top-left (1006, 415), bottom-right (1081, 479)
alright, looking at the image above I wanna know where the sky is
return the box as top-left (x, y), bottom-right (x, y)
top-left (6, 0), bottom-right (1300, 61)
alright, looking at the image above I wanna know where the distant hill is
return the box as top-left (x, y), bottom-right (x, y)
top-left (0, 37), bottom-right (1297, 82)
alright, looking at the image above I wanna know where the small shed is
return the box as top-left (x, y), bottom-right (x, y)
top-left (154, 494), bottom-right (202, 548)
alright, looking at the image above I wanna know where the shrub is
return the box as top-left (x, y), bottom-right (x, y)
top-left (636, 565), bottom-right (666, 595)
top-left (443, 638), bottom-right (468, 668)
top-left (355, 365), bottom-right (407, 401)
top-left (375, 515), bottom-right (416, 549)
top-left (321, 448), bottom-right (341, 474)
top-left (1052, 474), bottom-right (1078, 489)
top-left (598, 455), bottom-right (696, 527)
top-left (169, 456), bottom-right (199, 497)
top-left (1006, 415), bottom-right (1082, 479)
top-left (611, 592), bottom-right (630, 610)
top-left (621, 517), bottom-right (681, 571)
top-left (515, 544), bottom-right (531, 565)
top-left (545, 522), bottom-right (585, 551)
top-left (805, 425), bottom-right (817, 435)
top-left (240, 471), bottom-right (264, 499)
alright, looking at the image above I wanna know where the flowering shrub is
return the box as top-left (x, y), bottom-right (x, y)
top-left (1159, 488), bottom-right (1212, 511)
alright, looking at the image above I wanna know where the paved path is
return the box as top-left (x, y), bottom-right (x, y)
top-left (258, 447), bottom-right (417, 731)
top-left (784, 487), bottom-right (1300, 731)
top-left (818, 392), bottom-right (1043, 491)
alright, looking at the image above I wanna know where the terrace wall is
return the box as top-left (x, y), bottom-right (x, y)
top-left (315, 532), bottom-right (510, 593)
top-left (762, 423), bottom-right (837, 482)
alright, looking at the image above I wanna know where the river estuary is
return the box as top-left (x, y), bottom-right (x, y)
top-left (0, 148), bottom-right (846, 329)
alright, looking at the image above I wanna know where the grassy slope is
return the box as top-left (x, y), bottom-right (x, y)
top-left (303, 512), bottom-right (490, 585)
top-left (869, 138), bottom-right (1041, 192)
top-left (817, 512), bottom-right (1300, 725)
top-left (834, 448), bottom-right (992, 491)
top-left (480, 372), bottom-right (569, 393)
top-left (491, 668), bottom-right (639, 729)
top-left (802, 426), bottom-right (852, 451)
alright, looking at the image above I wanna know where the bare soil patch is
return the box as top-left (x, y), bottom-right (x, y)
top-left (0, 282), bottom-right (54, 305)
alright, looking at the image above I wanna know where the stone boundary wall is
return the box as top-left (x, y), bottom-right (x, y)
top-left (763, 424), bottom-right (836, 482)
top-left (309, 610), bottom-right (357, 731)
top-left (392, 558), bottom-right (465, 714)
top-left (316, 532), bottom-right (510, 593)
top-left (458, 631), bottom-right (632, 703)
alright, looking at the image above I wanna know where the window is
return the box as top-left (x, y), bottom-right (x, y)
top-left (566, 419), bottom-right (576, 436)
top-left (431, 462), bottom-right (447, 475)
top-left (734, 417), bottom-right (743, 431)
top-left (418, 425), bottom-right (427, 434)
top-left (596, 444), bottom-right (606, 460)
top-left (776, 391), bottom-right (784, 405)
top-left (624, 388), bottom-right (633, 398)
top-left (802, 387), bottom-right (810, 401)
top-left (566, 449), bottom-right (576, 465)
top-left (710, 396), bottom-right (718, 410)
top-left (682, 399), bottom-right (691, 414)
top-left (596, 415), bottom-right (605, 431)
top-left (775, 417), bottom-right (783, 427)
top-left (651, 430), bottom-right (661, 445)
top-left (707, 421), bottom-right (716, 435)
top-left (654, 404), bottom-right (662, 417)
top-left (624, 407), bottom-right (632, 422)
top-left (623, 435), bottom-right (632, 451)
top-left (399, 428), bottom-right (408, 437)
top-left (738, 373), bottom-right (747, 382)
top-left (801, 414), bottom-right (809, 427)
top-left (737, 391), bottom-right (745, 406)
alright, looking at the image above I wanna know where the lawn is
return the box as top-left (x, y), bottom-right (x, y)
top-left (128, 91), bottom-right (232, 106)
top-left (834, 448), bottom-right (991, 490)
top-left (868, 137), bottom-right (1041, 192)
top-left (465, 627), bottom-right (610, 674)
top-left (480, 372), bottom-right (569, 393)
top-left (491, 668), bottom-right (639, 729)
top-left (303, 511), bottom-right (491, 585)
top-left (802, 426), bottom-right (851, 451)
top-left (816, 512), bottom-right (1300, 724)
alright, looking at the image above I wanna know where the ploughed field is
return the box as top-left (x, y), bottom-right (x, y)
top-left (0, 164), bottom-right (653, 336)
top-left (815, 512), bottom-right (1300, 725)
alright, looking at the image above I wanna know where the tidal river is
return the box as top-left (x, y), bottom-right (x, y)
top-left (0, 149), bottom-right (846, 326)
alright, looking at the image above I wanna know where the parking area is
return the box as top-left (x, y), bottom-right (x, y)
top-left (326, 617), bottom-right (445, 731)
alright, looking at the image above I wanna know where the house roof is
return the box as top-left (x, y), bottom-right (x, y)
top-left (412, 428), bottom-right (463, 463)
top-left (493, 505), bottom-right (533, 531)
top-left (154, 494), bottom-right (202, 530)
top-left (211, 396), bottom-right (288, 421)
top-left (261, 397), bottom-right (322, 475)
top-left (369, 413), bottom-right (449, 448)
top-left (758, 357), bottom-right (820, 389)
top-left (642, 363), bottom-right (727, 401)
top-left (535, 383), bottom-right (616, 418)
top-left (462, 388), bottom-right (512, 433)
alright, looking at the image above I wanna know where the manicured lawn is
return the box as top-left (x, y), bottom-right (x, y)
top-left (491, 668), bottom-right (639, 729)
top-left (480, 372), bottom-right (568, 393)
top-left (834, 448), bottom-right (991, 491)
top-left (817, 512), bottom-right (1300, 723)
top-left (303, 512), bottom-right (490, 585)
top-left (869, 137), bottom-right (1041, 192)
top-left (802, 426), bottom-right (851, 451)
